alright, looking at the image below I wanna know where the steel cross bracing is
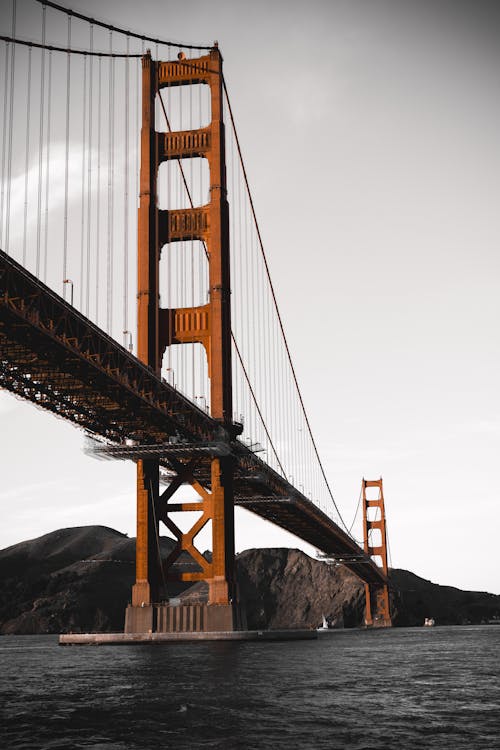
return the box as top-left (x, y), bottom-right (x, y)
top-left (0, 248), bottom-right (387, 587)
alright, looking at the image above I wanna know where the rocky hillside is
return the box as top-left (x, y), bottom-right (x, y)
top-left (0, 526), bottom-right (499, 633)
top-left (236, 547), bottom-right (366, 630)
top-left (389, 568), bottom-right (500, 627)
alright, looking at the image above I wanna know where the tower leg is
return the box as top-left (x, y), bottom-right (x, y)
top-left (364, 583), bottom-right (373, 626)
top-left (365, 583), bottom-right (392, 628)
top-left (204, 457), bottom-right (236, 630)
top-left (125, 459), bottom-right (160, 633)
top-left (208, 457), bottom-right (234, 606)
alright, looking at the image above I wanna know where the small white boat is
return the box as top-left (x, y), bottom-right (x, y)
top-left (317, 614), bottom-right (329, 631)
top-left (423, 617), bottom-right (435, 627)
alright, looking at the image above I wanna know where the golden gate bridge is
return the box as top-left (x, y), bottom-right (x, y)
top-left (0, 0), bottom-right (391, 634)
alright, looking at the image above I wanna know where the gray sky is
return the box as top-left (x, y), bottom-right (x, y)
top-left (1, 0), bottom-right (499, 594)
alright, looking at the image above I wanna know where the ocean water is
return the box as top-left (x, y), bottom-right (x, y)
top-left (0, 626), bottom-right (499, 749)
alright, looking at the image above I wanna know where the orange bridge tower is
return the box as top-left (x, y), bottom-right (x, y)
top-left (362, 478), bottom-right (392, 627)
top-left (125, 47), bottom-right (239, 633)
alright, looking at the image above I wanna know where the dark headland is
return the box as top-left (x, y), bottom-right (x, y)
top-left (0, 526), bottom-right (499, 634)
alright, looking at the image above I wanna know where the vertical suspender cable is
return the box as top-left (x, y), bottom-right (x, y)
top-left (190, 80), bottom-right (195, 396)
top-left (86, 26), bottom-right (93, 316)
top-left (132, 44), bottom-right (142, 350)
top-left (22, 45), bottom-right (32, 267)
top-left (199, 75), bottom-right (206, 401)
top-left (79, 53), bottom-right (87, 309)
top-left (62, 15), bottom-right (71, 298)
top-left (229, 112), bottom-right (238, 419)
top-left (123, 35), bottom-right (129, 338)
top-left (5, 0), bottom-right (16, 255)
top-left (36, 4), bottom-right (46, 277)
top-left (107, 30), bottom-right (114, 334)
top-left (43, 49), bottom-right (52, 282)
top-left (0, 42), bottom-right (9, 250)
top-left (182, 86), bottom-right (189, 384)
top-left (96, 53), bottom-right (101, 322)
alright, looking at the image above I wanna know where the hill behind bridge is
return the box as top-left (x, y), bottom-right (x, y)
top-left (0, 526), bottom-right (498, 634)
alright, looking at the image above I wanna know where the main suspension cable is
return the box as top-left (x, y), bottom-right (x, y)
top-left (33, 1), bottom-right (212, 50)
top-left (348, 484), bottom-right (363, 536)
top-left (0, 35), bottom-right (143, 56)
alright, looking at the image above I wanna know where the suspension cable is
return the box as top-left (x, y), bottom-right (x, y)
top-left (158, 88), bottom-right (287, 476)
top-left (348, 484), bottom-right (363, 536)
top-left (95, 54), bottom-right (102, 322)
top-left (0, 42), bottom-right (9, 249)
top-left (158, 92), bottom-right (195, 216)
top-left (386, 520), bottom-right (393, 570)
top-left (22, 45), bottom-right (32, 267)
top-left (222, 75), bottom-right (349, 531)
top-left (62, 15), bottom-right (71, 299)
top-left (5, 0), bottom-right (16, 254)
top-left (106, 31), bottom-right (114, 334)
top-left (35, 5), bottom-right (46, 277)
top-left (232, 334), bottom-right (287, 476)
top-left (33, 1), bottom-right (212, 50)
top-left (86, 25), bottom-right (93, 316)
top-left (43, 48), bottom-right (52, 282)
top-left (79, 52), bottom-right (87, 309)
top-left (0, 35), bottom-right (143, 56)
top-left (123, 35), bottom-right (130, 337)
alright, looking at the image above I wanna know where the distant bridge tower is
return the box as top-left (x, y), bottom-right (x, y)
top-left (362, 478), bottom-right (392, 627)
top-left (126, 47), bottom-right (240, 633)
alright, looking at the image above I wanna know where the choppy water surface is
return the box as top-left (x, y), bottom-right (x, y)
top-left (1, 626), bottom-right (499, 749)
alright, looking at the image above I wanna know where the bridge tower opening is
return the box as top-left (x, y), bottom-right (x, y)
top-left (362, 478), bottom-right (392, 627)
top-left (125, 47), bottom-right (241, 633)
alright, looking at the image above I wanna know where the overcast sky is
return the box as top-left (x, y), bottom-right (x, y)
top-left (1, 0), bottom-right (499, 595)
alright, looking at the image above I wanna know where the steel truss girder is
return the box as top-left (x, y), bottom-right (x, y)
top-left (158, 457), bottom-right (222, 586)
top-left (0, 249), bottom-right (221, 445)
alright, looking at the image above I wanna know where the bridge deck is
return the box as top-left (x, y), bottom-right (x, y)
top-left (0, 249), bottom-right (386, 586)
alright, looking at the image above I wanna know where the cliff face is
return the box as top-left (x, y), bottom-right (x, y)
top-left (236, 548), bottom-right (365, 630)
top-left (0, 526), bottom-right (499, 634)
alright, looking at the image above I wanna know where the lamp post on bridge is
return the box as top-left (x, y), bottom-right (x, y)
top-left (123, 330), bottom-right (133, 352)
top-left (165, 367), bottom-right (175, 389)
top-left (63, 278), bottom-right (74, 306)
top-left (195, 394), bottom-right (208, 412)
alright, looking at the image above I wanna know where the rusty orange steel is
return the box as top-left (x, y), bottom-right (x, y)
top-left (130, 47), bottom-right (237, 629)
top-left (362, 478), bottom-right (392, 627)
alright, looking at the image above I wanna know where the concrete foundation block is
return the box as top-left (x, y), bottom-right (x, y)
top-left (124, 605), bottom-right (154, 633)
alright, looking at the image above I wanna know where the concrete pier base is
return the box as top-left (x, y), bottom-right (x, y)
top-left (124, 602), bottom-right (244, 634)
top-left (124, 604), bottom-right (154, 634)
top-left (59, 629), bottom-right (317, 645)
